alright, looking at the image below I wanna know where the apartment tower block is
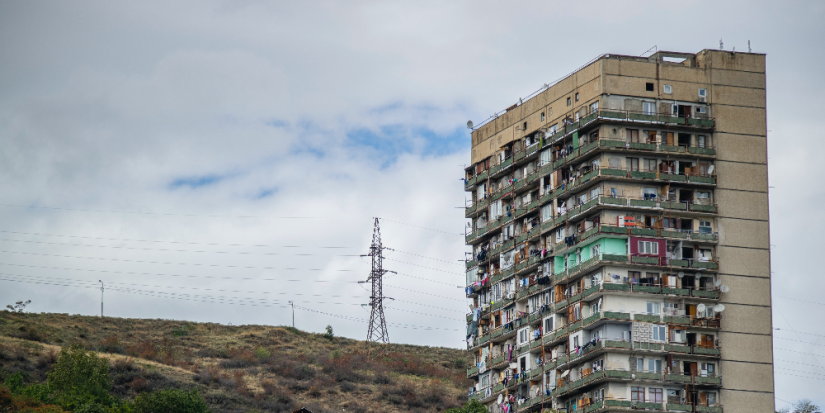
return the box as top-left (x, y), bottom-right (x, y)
top-left (463, 50), bottom-right (772, 413)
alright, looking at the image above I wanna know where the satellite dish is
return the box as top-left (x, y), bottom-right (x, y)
top-left (467, 120), bottom-right (474, 129)
top-left (714, 304), bottom-right (726, 312)
top-left (697, 303), bottom-right (706, 313)
top-left (469, 304), bottom-right (475, 311)
top-left (497, 394), bottom-right (503, 404)
top-left (714, 279), bottom-right (722, 287)
top-left (720, 285), bottom-right (730, 293)
top-left (631, 373), bottom-right (636, 379)
top-left (677, 272), bottom-right (684, 279)
top-left (707, 165), bottom-right (715, 175)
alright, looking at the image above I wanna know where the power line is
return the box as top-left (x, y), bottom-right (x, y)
top-left (775, 329), bottom-right (825, 339)
top-left (0, 229), bottom-right (353, 249)
top-left (774, 370), bottom-right (825, 381)
top-left (384, 258), bottom-right (464, 275)
top-left (0, 237), bottom-right (361, 257)
top-left (776, 348), bottom-right (825, 357)
top-left (775, 295), bottom-right (825, 307)
top-left (387, 249), bottom-right (464, 266)
top-left (775, 337), bottom-right (825, 347)
top-left (775, 359), bottom-right (825, 369)
top-left (293, 304), bottom-right (460, 332)
top-left (364, 218), bottom-right (390, 345)
top-left (0, 203), bottom-right (318, 219)
top-left (0, 249), bottom-right (357, 272)
top-left (774, 367), bottom-right (825, 378)
top-left (384, 284), bottom-right (464, 302)
top-left (378, 217), bottom-right (462, 236)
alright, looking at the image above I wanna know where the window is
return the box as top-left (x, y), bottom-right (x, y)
top-left (671, 328), bottom-right (685, 343)
top-left (639, 241), bottom-right (659, 255)
top-left (575, 93), bottom-right (580, 102)
top-left (699, 220), bottom-right (712, 234)
top-left (518, 327), bottom-right (529, 346)
top-left (698, 88), bottom-right (707, 100)
top-left (636, 358), bottom-right (645, 371)
top-left (480, 372), bottom-right (491, 388)
top-left (643, 158), bottom-right (657, 172)
top-left (651, 325), bottom-right (666, 341)
top-left (567, 97), bottom-right (572, 106)
top-left (696, 106), bottom-right (707, 114)
top-left (544, 316), bottom-right (554, 332)
top-left (590, 187), bottom-right (600, 199)
top-left (594, 388), bottom-right (604, 401)
top-left (696, 191), bottom-right (710, 201)
top-left (663, 84), bottom-right (672, 94)
top-left (591, 244), bottom-right (601, 257)
top-left (627, 157), bottom-right (640, 171)
top-left (590, 101), bottom-right (598, 113)
top-left (647, 302), bottom-right (661, 315)
top-left (648, 359), bottom-right (663, 373)
top-left (542, 204), bottom-right (553, 222)
top-left (646, 82), bottom-right (654, 92)
top-left (631, 387), bottom-right (645, 402)
top-left (573, 335), bottom-right (579, 348)
top-left (643, 101), bottom-right (656, 115)
top-left (703, 363), bottom-right (716, 375)
top-left (707, 392), bottom-right (717, 406)
top-left (650, 388), bottom-right (664, 403)
top-left (697, 135), bottom-right (706, 147)
top-left (541, 112), bottom-right (545, 122)
top-left (627, 128), bottom-right (640, 142)
top-left (523, 121), bottom-right (527, 131)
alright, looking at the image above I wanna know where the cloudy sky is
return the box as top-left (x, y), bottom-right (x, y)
top-left (1, 0), bottom-right (824, 408)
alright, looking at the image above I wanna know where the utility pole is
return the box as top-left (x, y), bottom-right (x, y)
top-left (361, 218), bottom-right (393, 348)
top-left (288, 301), bottom-right (295, 328)
top-left (99, 280), bottom-right (104, 317)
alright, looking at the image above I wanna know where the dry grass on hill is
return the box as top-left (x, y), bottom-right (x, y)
top-left (0, 312), bottom-right (473, 413)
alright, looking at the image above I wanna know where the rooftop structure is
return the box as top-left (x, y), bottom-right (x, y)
top-left (463, 49), bottom-right (772, 413)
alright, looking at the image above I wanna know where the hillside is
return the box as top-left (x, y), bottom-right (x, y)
top-left (0, 312), bottom-right (472, 413)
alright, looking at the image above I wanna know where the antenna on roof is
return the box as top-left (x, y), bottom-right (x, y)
top-left (719, 39), bottom-right (723, 50)
top-left (518, 98), bottom-right (523, 105)
top-left (748, 40), bottom-right (752, 53)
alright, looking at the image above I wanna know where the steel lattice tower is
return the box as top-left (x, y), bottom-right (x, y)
top-left (363, 218), bottom-right (390, 345)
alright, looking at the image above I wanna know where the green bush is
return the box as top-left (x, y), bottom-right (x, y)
top-left (445, 400), bottom-right (488, 413)
top-left (133, 388), bottom-right (210, 413)
top-left (47, 344), bottom-right (112, 409)
top-left (254, 347), bottom-right (270, 361)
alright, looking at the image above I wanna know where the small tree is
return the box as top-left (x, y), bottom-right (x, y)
top-left (445, 400), bottom-right (488, 413)
top-left (6, 300), bottom-right (31, 313)
top-left (793, 399), bottom-right (821, 413)
top-left (324, 325), bottom-right (334, 341)
top-left (133, 389), bottom-right (210, 413)
top-left (47, 344), bottom-right (111, 409)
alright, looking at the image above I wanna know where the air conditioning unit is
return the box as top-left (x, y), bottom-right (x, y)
top-left (507, 292), bottom-right (515, 300)
top-left (698, 96), bottom-right (706, 102)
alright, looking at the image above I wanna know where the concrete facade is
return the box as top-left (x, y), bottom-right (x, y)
top-left (463, 50), bottom-right (772, 413)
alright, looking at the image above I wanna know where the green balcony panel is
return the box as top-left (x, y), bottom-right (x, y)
top-left (666, 374), bottom-right (691, 383)
top-left (632, 256), bottom-right (659, 264)
top-left (665, 316), bottom-right (691, 325)
top-left (492, 328), bottom-right (503, 338)
top-left (466, 313), bottom-right (473, 322)
top-left (604, 311), bottom-right (631, 320)
top-left (695, 376), bottom-right (722, 385)
top-left (629, 142), bottom-right (656, 151)
top-left (630, 170), bottom-right (657, 179)
top-left (688, 203), bottom-right (717, 213)
top-left (502, 267), bottom-right (515, 278)
top-left (467, 366), bottom-right (479, 377)
top-left (581, 112), bottom-right (598, 125)
top-left (554, 213), bottom-right (567, 225)
top-left (634, 314), bottom-right (661, 323)
top-left (603, 254), bottom-right (628, 262)
top-left (692, 290), bottom-right (720, 299)
top-left (568, 264), bottom-right (580, 274)
top-left (663, 230), bottom-right (688, 239)
top-left (465, 205), bottom-right (476, 217)
top-left (693, 347), bottom-right (721, 356)
top-left (604, 340), bottom-right (631, 349)
top-left (606, 400), bottom-right (633, 408)
top-left (606, 370), bottom-right (633, 380)
top-left (660, 144), bottom-right (685, 153)
top-left (465, 232), bottom-right (475, 243)
top-left (600, 139), bottom-right (626, 148)
top-left (602, 196), bottom-right (628, 206)
top-left (586, 400), bottom-right (604, 413)
top-left (628, 113), bottom-right (658, 122)
top-left (630, 199), bottom-right (658, 208)
top-left (635, 285), bottom-right (661, 294)
top-left (601, 168), bottom-right (627, 177)
top-left (631, 227), bottom-right (658, 236)
top-left (661, 173), bottom-right (687, 182)
top-left (662, 201), bottom-right (687, 210)
top-left (602, 225), bottom-right (629, 234)
top-left (582, 313), bottom-right (600, 326)
top-left (493, 383), bottom-right (505, 393)
top-left (691, 232), bottom-right (718, 241)
top-left (670, 260), bottom-right (690, 267)
top-left (491, 274), bottom-right (502, 284)
top-left (637, 401), bottom-right (664, 410)
top-left (552, 187), bottom-right (566, 198)
top-left (466, 260), bottom-right (477, 269)
top-left (601, 110), bottom-right (626, 120)
top-left (514, 151), bottom-right (526, 161)
top-left (568, 320), bottom-right (581, 331)
top-left (604, 283), bottom-right (630, 291)
top-left (581, 169), bottom-right (598, 182)
top-left (689, 146), bottom-right (716, 155)
top-left (689, 175), bottom-right (716, 184)
top-left (583, 284), bottom-right (600, 298)
top-left (664, 116), bottom-right (685, 124)
top-left (688, 118), bottom-right (715, 128)
top-left (553, 158), bottom-right (565, 169)
top-left (667, 404), bottom-right (693, 412)
top-left (692, 261), bottom-right (719, 269)
top-left (580, 140), bottom-right (598, 154)
top-left (696, 406), bottom-right (723, 413)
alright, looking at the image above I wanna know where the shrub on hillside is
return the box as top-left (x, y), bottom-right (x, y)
top-left (47, 344), bottom-right (112, 409)
top-left (133, 388), bottom-right (210, 413)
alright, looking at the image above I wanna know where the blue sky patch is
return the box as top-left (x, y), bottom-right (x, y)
top-left (169, 174), bottom-right (225, 189)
